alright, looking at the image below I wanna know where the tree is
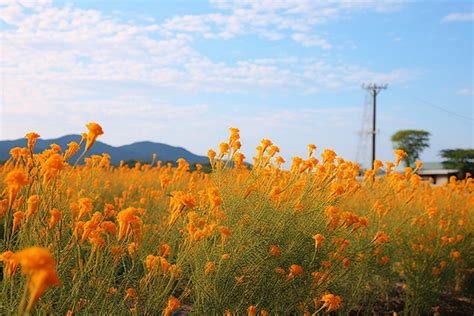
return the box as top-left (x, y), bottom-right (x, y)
top-left (440, 148), bottom-right (474, 179)
top-left (391, 130), bottom-right (430, 167)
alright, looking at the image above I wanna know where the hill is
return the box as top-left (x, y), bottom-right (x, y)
top-left (0, 135), bottom-right (208, 165)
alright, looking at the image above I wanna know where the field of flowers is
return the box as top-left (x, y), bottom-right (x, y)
top-left (0, 123), bottom-right (472, 315)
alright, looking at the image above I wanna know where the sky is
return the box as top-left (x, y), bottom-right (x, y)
top-left (1, 0), bottom-right (473, 167)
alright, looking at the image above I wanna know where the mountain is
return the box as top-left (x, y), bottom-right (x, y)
top-left (0, 135), bottom-right (208, 165)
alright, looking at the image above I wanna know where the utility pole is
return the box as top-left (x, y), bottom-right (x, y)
top-left (361, 83), bottom-right (387, 168)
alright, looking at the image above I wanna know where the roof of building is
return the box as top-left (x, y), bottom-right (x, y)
top-left (418, 169), bottom-right (459, 176)
top-left (416, 162), bottom-right (459, 176)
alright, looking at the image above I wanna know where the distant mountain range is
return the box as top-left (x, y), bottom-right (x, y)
top-left (0, 135), bottom-right (208, 165)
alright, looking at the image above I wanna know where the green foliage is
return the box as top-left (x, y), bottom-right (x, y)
top-left (391, 130), bottom-right (430, 167)
top-left (440, 148), bottom-right (474, 178)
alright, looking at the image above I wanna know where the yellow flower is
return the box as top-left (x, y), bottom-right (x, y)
top-left (84, 122), bottom-right (104, 152)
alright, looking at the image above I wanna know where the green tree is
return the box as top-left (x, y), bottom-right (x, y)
top-left (391, 130), bottom-right (430, 167)
top-left (440, 148), bottom-right (474, 178)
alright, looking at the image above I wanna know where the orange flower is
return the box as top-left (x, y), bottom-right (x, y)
top-left (439, 260), bottom-right (447, 269)
top-left (159, 243), bottom-right (171, 257)
top-left (108, 287), bottom-right (118, 295)
top-left (275, 267), bottom-right (285, 275)
top-left (313, 234), bottom-right (325, 250)
top-left (269, 245), bottom-right (281, 257)
top-left (100, 221), bottom-right (117, 235)
top-left (208, 149), bottom-right (217, 165)
top-left (25, 132), bottom-right (40, 151)
top-left (164, 296), bottom-right (181, 316)
top-left (380, 256), bottom-right (390, 265)
top-left (321, 293), bottom-right (343, 312)
top-left (415, 161), bottom-right (423, 170)
top-left (84, 122), bottom-right (104, 152)
top-left (373, 160), bottom-right (383, 172)
top-left (48, 208), bottom-right (62, 229)
top-left (111, 247), bottom-right (123, 265)
top-left (219, 226), bottom-right (231, 243)
top-left (218, 142), bottom-right (230, 158)
top-left (205, 262), bottom-right (214, 276)
top-left (117, 207), bottom-right (144, 241)
top-left (289, 264), bottom-right (304, 278)
top-left (394, 149), bottom-right (407, 167)
top-left (308, 144), bottom-right (317, 157)
top-left (128, 242), bottom-right (138, 256)
top-left (0, 251), bottom-right (19, 278)
top-left (14, 247), bottom-right (60, 312)
top-left (77, 198), bottom-right (93, 220)
top-left (124, 288), bottom-right (137, 300)
top-left (64, 141), bottom-right (80, 161)
top-left (43, 153), bottom-right (64, 182)
top-left (145, 255), bottom-right (160, 272)
top-left (247, 305), bottom-right (257, 316)
top-left (26, 195), bottom-right (41, 218)
top-left (342, 258), bottom-right (351, 267)
top-left (451, 250), bottom-right (461, 259)
top-left (13, 211), bottom-right (25, 233)
top-left (373, 231), bottom-right (390, 244)
top-left (4, 169), bottom-right (29, 205)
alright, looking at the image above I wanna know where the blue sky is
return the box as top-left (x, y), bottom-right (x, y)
top-left (1, 0), bottom-right (472, 167)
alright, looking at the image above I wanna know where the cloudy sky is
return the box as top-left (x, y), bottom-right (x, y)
top-left (1, 0), bottom-right (472, 167)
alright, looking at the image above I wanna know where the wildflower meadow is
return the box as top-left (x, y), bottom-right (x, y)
top-left (0, 123), bottom-right (472, 315)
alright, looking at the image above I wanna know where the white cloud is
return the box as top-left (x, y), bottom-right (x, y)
top-left (1, 0), bottom-right (413, 112)
top-left (291, 33), bottom-right (331, 49)
top-left (442, 12), bottom-right (474, 23)
top-left (162, 0), bottom-right (405, 45)
top-left (0, 0), bottom-right (415, 145)
top-left (457, 88), bottom-right (473, 96)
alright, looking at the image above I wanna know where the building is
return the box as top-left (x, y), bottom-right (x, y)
top-left (416, 162), bottom-right (459, 185)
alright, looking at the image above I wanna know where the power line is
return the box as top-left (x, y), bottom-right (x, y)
top-left (413, 97), bottom-right (473, 122)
